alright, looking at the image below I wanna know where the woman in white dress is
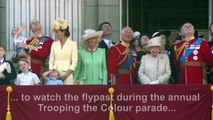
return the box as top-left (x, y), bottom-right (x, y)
top-left (138, 36), bottom-right (171, 84)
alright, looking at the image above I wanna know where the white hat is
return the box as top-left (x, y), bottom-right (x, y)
top-left (80, 29), bottom-right (103, 46)
top-left (133, 31), bottom-right (140, 39)
top-left (147, 36), bottom-right (162, 50)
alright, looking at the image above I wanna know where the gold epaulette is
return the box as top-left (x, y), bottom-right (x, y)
top-left (114, 45), bottom-right (130, 55)
top-left (113, 43), bottom-right (120, 46)
top-left (174, 42), bottom-right (187, 51)
top-left (114, 45), bottom-right (130, 65)
top-left (174, 42), bottom-right (188, 60)
top-left (29, 37), bottom-right (39, 46)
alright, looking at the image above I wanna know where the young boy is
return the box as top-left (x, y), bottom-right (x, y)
top-left (42, 70), bottom-right (63, 85)
top-left (11, 23), bottom-right (32, 65)
top-left (0, 44), bottom-right (17, 85)
top-left (14, 58), bottom-right (40, 85)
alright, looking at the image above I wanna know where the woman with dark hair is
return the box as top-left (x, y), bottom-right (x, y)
top-left (132, 31), bottom-right (142, 62)
top-left (132, 33), bottom-right (150, 68)
top-left (49, 18), bottom-right (78, 85)
top-left (132, 33), bottom-right (150, 84)
top-left (138, 34), bottom-right (150, 59)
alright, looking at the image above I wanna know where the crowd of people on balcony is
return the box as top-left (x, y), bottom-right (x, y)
top-left (0, 18), bottom-right (212, 85)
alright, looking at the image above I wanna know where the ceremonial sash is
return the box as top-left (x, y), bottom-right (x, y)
top-left (29, 36), bottom-right (49, 48)
top-left (120, 49), bottom-right (135, 69)
top-left (39, 37), bottom-right (50, 43)
top-left (179, 39), bottom-right (203, 63)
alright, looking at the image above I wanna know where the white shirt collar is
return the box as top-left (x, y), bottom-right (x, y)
top-left (103, 39), bottom-right (113, 48)
top-left (103, 39), bottom-right (112, 43)
top-left (0, 58), bottom-right (4, 64)
top-left (21, 71), bottom-right (32, 75)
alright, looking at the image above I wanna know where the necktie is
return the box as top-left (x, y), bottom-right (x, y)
top-left (108, 40), bottom-right (113, 48)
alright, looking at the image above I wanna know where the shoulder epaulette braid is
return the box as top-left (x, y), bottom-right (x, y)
top-left (114, 46), bottom-right (130, 65)
top-left (174, 42), bottom-right (188, 61)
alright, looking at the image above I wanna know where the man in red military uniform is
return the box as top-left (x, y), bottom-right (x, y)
top-left (174, 22), bottom-right (213, 84)
top-left (107, 26), bottom-right (137, 84)
top-left (18, 20), bottom-right (53, 77)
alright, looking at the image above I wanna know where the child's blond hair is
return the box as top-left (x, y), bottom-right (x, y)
top-left (11, 27), bottom-right (19, 37)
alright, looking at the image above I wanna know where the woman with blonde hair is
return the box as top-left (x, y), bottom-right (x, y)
top-left (74, 29), bottom-right (107, 84)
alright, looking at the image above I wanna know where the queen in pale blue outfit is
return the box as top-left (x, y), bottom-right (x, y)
top-left (74, 29), bottom-right (107, 84)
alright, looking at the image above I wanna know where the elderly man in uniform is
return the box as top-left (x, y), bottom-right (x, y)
top-left (18, 20), bottom-right (54, 77)
top-left (174, 22), bottom-right (213, 84)
top-left (107, 26), bottom-right (137, 84)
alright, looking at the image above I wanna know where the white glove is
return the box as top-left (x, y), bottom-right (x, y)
top-left (0, 65), bottom-right (5, 73)
top-left (79, 80), bottom-right (84, 85)
top-left (149, 80), bottom-right (160, 84)
top-left (0, 73), bottom-right (5, 79)
top-left (74, 80), bottom-right (84, 85)
top-left (2, 63), bottom-right (11, 73)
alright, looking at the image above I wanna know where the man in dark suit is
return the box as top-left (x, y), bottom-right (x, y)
top-left (98, 22), bottom-right (115, 56)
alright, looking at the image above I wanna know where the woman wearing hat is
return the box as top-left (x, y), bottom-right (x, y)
top-left (49, 18), bottom-right (78, 85)
top-left (138, 36), bottom-right (171, 84)
top-left (152, 31), bottom-right (171, 56)
top-left (74, 29), bottom-right (107, 84)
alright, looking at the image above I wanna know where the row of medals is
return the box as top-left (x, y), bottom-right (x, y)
top-left (190, 44), bottom-right (199, 61)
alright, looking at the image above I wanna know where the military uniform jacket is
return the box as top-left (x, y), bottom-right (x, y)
top-left (174, 38), bottom-right (213, 84)
top-left (107, 42), bottom-right (137, 84)
top-left (27, 35), bottom-right (54, 77)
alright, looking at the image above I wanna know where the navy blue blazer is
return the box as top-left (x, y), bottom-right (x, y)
top-left (98, 40), bottom-right (115, 56)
